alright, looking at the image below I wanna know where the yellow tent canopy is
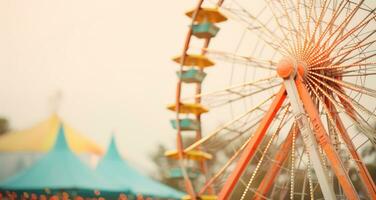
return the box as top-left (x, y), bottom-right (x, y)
top-left (0, 114), bottom-right (103, 155)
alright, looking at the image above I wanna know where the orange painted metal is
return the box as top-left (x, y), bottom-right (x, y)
top-left (174, 1), bottom-right (206, 198)
top-left (253, 126), bottom-right (297, 200)
top-left (335, 86), bottom-right (357, 121)
top-left (295, 76), bottom-right (359, 200)
top-left (326, 101), bottom-right (376, 199)
top-left (195, 37), bottom-right (215, 195)
top-left (176, 80), bottom-right (196, 198)
top-left (218, 86), bottom-right (287, 200)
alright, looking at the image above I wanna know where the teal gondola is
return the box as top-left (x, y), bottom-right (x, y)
top-left (176, 69), bottom-right (207, 83)
top-left (170, 118), bottom-right (200, 131)
top-left (168, 168), bottom-right (199, 179)
top-left (192, 22), bottom-right (220, 39)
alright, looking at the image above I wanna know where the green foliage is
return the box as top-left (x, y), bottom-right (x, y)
top-left (0, 117), bottom-right (9, 135)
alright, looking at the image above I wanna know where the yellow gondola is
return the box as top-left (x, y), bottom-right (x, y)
top-left (186, 8), bottom-right (227, 23)
top-left (172, 54), bottom-right (214, 68)
top-left (164, 150), bottom-right (213, 161)
top-left (167, 103), bottom-right (209, 114)
top-left (182, 195), bottom-right (217, 200)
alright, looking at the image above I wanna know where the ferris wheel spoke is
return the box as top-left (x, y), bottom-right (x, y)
top-left (334, 50), bottom-right (376, 72)
top-left (306, 76), bottom-right (376, 143)
top-left (220, 4), bottom-right (293, 55)
top-left (332, 42), bottom-right (376, 70)
top-left (195, 103), bottom-right (290, 155)
top-left (295, 0), bottom-right (304, 57)
top-left (305, 0), bottom-right (368, 64)
top-left (280, 0), bottom-right (304, 56)
top-left (204, 49), bottom-right (278, 71)
top-left (213, 105), bottom-right (294, 151)
top-left (304, 0), bottom-right (331, 54)
top-left (264, 0), bottom-right (299, 55)
top-left (307, 37), bottom-right (375, 68)
top-left (203, 88), bottom-right (276, 109)
top-left (301, 0), bottom-right (338, 59)
top-left (308, 71), bottom-right (376, 98)
top-left (182, 75), bottom-right (280, 108)
top-left (336, 66), bottom-right (376, 77)
top-left (316, 0), bottom-right (365, 50)
top-left (301, 0), bottom-right (315, 56)
top-left (333, 30), bottom-right (376, 65)
top-left (184, 94), bottom-right (276, 152)
top-left (308, 44), bottom-right (374, 68)
top-left (307, 74), bottom-right (376, 122)
top-left (309, 8), bottom-right (375, 65)
top-left (328, 1), bottom-right (372, 48)
top-left (310, 62), bottom-right (376, 71)
top-left (333, 40), bottom-right (376, 65)
top-left (329, 61), bottom-right (376, 76)
top-left (199, 133), bottom-right (254, 195)
top-left (306, 75), bottom-right (376, 123)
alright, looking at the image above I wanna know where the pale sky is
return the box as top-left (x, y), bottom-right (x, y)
top-left (0, 0), bottom-right (201, 172)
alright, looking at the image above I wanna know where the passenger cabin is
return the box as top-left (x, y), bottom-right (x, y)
top-left (177, 69), bottom-right (206, 83)
top-left (192, 22), bottom-right (219, 39)
top-left (168, 167), bottom-right (199, 179)
top-left (187, 7), bottom-right (227, 39)
top-left (170, 118), bottom-right (200, 131)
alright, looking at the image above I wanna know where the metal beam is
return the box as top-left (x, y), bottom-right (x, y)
top-left (218, 87), bottom-right (287, 200)
top-left (295, 76), bottom-right (359, 200)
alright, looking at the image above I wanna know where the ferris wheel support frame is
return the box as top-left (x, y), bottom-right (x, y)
top-left (281, 61), bottom-right (336, 200)
top-left (218, 86), bottom-right (287, 199)
top-left (218, 60), bottom-right (362, 200)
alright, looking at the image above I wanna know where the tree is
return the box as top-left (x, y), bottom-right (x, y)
top-left (0, 117), bottom-right (9, 135)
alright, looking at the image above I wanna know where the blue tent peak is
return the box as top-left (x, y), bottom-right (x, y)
top-left (53, 124), bottom-right (70, 151)
top-left (96, 134), bottom-right (185, 199)
top-left (104, 134), bottom-right (123, 161)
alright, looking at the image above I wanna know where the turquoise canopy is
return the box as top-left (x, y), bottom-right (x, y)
top-left (0, 126), bottom-right (124, 197)
top-left (96, 136), bottom-right (185, 199)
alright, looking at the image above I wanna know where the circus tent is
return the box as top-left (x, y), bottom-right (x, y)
top-left (0, 126), bottom-right (123, 198)
top-left (96, 136), bottom-right (185, 199)
top-left (0, 114), bottom-right (103, 180)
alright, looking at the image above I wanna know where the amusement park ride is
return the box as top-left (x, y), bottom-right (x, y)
top-left (167, 0), bottom-right (376, 199)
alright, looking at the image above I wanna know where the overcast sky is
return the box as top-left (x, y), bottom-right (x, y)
top-left (0, 0), bottom-right (203, 172)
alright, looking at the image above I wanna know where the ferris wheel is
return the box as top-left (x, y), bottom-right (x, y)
top-left (166, 0), bottom-right (376, 199)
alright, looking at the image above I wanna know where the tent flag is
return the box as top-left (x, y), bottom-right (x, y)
top-left (0, 125), bottom-right (123, 196)
top-left (96, 135), bottom-right (185, 199)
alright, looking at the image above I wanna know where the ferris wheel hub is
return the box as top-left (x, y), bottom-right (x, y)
top-left (277, 58), bottom-right (306, 79)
